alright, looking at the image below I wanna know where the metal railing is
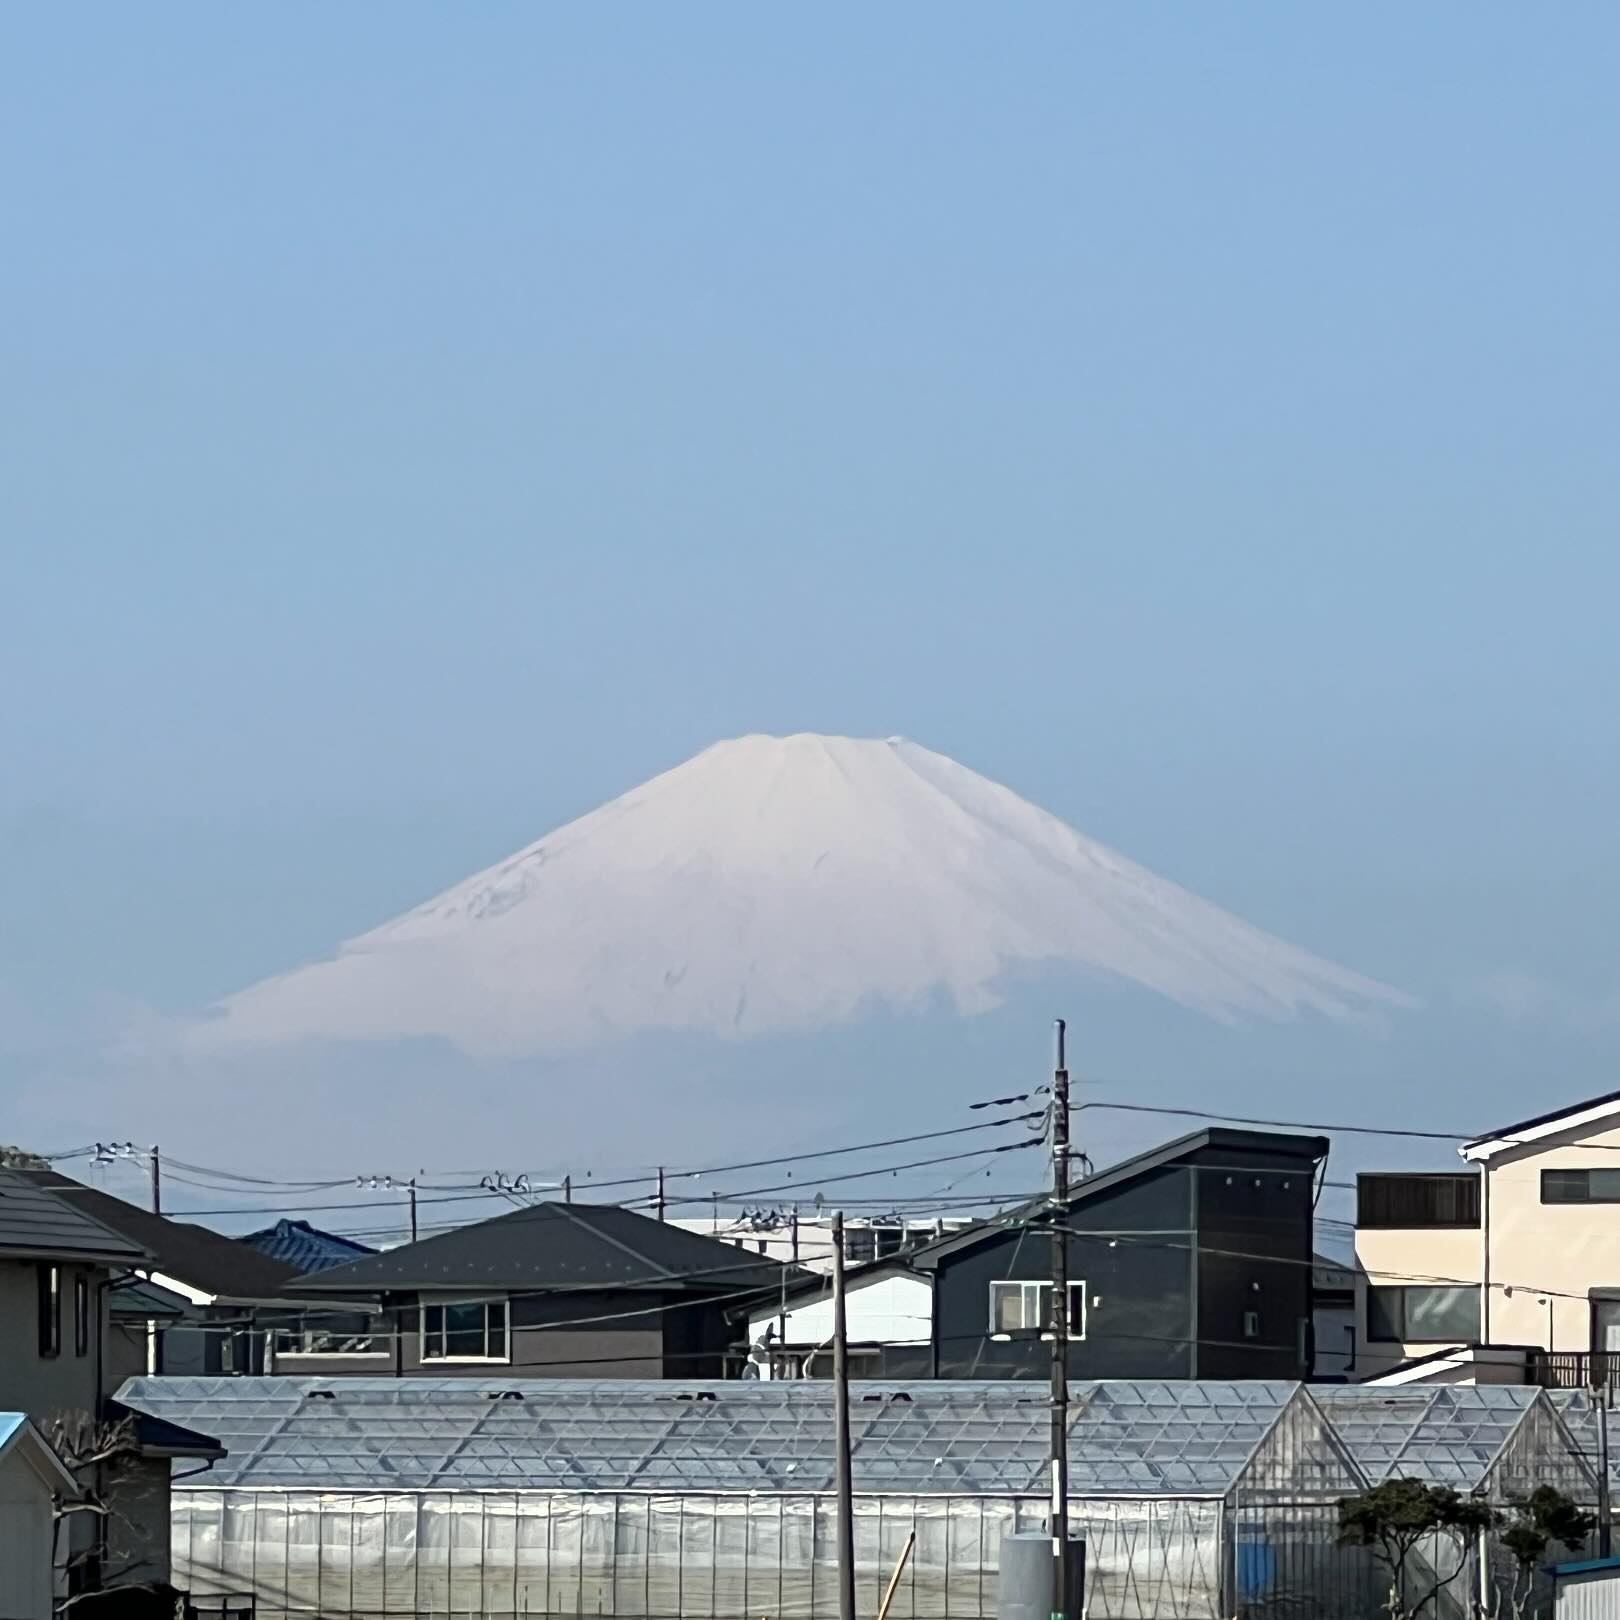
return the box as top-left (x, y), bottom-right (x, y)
top-left (1528, 1350), bottom-right (1620, 1392)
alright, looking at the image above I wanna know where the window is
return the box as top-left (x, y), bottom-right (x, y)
top-left (1594, 1300), bottom-right (1620, 1354)
top-left (1543, 1169), bottom-right (1620, 1205)
top-left (273, 1313), bottom-right (387, 1357)
top-left (422, 1299), bottom-right (509, 1361)
top-left (1367, 1285), bottom-right (1479, 1343)
top-left (1357, 1174), bottom-right (1480, 1228)
top-left (74, 1273), bottom-right (89, 1358)
top-left (37, 1264), bottom-right (60, 1358)
top-left (988, 1281), bottom-right (1087, 1339)
top-left (873, 1225), bottom-right (907, 1259)
top-left (843, 1228), bottom-right (877, 1265)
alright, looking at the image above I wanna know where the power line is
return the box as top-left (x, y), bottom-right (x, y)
top-left (70, 1116), bottom-right (1045, 1221)
top-left (1073, 1100), bottom-right (1471, 1142)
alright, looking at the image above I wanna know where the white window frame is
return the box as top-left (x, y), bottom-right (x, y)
top-left (988, 1280), bottom-right (1087, 1341)
top-left (420, 1297), bottom-right (511, 1363)
top-left (272, 1313), bottom-right (390, 1359)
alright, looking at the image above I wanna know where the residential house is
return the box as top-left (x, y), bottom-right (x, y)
top-left (0, 1414), bottom-right (80, 1620)
top-left (746, 1127), bottom-right (1330, 1380)
top-left (284, 1200), bottom-right (802, 1377)
top-left (20, 1169), bottom-right (316, 1376)
top-left (0, 1168), bottom-right (221, 1600)
top-left (240, 1217), bottom-right (375, 1274)
top-left (1352, 1088), bottom-right (1620, 1386)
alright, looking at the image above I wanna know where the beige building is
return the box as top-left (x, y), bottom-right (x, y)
top-left (1353, 1089), bottom-right (1620, 1383)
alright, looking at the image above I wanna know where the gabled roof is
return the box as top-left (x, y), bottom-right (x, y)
top-left (293, 1201), bottom-right (805, 1295)
top-left (110, 1276), bottom-right (193, 1320)
top-left (1462, 1089), bottom-right (1620, 1161)
top-left (0, 1413), bottom-right (81, 1495)
top-left (18, 1170), bottom-right (302, 1300)
top-left (240, 1218), bottom-right (375, 1274)
top-left (0, 1168), bottom-right (149, 1266)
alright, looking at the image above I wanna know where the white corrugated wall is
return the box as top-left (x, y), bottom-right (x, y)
top-left (1558, 1569), bottom-right (1620, 1620)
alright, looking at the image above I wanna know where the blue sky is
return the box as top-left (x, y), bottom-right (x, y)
top-left (3, 5), bottom-right (1617, 1208)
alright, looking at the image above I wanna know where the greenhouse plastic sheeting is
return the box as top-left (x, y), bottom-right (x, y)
top-left (172, 1490), bottom-right (1230, 1620)
top-left (120, 1377), bottom-right (1593, 1620)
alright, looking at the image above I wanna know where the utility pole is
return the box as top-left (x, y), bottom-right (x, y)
top-left (149, 1145), bottom-right (162, 1216)
top-left (563, 1175), bottom-right (572, 1204)
top-left (1598, 1369), bottom-right (1613, 1558)
top-left (1049, 1020), bottom-right (1071, 1620)
top-left (407, 1179), bottom-right (419, 1245)
top-left (656, 1167), bottom-right (667, 1222)
top-left (831, 1209), bottom-right (856, 1620)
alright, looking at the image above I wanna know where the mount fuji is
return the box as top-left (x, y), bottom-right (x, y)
top-left (200, 734), bottom-right (1407, 1057)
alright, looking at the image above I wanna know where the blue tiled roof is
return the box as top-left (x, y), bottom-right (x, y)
top-left (240, 1218), bottom-right (374, 1273)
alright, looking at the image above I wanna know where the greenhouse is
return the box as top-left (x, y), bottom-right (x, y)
top-left (1313, 1383), bottom-right (1597, 1500)
top-left (117, 1376), bottom-right (1589, 1620)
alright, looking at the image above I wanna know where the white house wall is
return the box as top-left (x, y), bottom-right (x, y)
top-left (750, 1274), bottom-right (932, 1348)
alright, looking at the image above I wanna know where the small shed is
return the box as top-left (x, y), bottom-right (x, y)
top-left (1550, 1555), bottom-right (1620, 1620)
top-left (0, 1413), bottom-right (79, 1620)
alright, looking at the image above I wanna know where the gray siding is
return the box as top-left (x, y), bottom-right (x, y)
top-left (1189, 1147), bottom-right (1315, 1379)
top-left (0, 1260), bottom-right (104, 1421)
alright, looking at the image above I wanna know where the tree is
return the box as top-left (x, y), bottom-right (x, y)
top-left (0, 1142), bottom-right (47, 1168)
top-left (1492, 1486), bottom-right (1596, 1620)
top-left (46, 1412), bottom-right (177, 1616)
top-left (1339, 1478), bottom-right (1499, 1619)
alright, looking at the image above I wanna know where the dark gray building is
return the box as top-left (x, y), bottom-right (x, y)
top-left (750, 1127), bottom-right (1329, 1381)
top-left (284, 1200), bottom-right (802, 1379)
top-left (19, 1169), bottom-right (311, 1377)
top-left (0, 1167), bottom-right (221, 1599)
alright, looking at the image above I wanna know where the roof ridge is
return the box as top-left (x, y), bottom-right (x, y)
top-left (551, 1203), bottom-right (668, 1278)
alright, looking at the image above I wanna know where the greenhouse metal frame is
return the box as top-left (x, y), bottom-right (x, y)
top-left (119, 1376), bottom-right (1589, 1620)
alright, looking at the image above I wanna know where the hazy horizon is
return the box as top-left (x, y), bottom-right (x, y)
top-left (5, 5), bottom-right (1618, 1220)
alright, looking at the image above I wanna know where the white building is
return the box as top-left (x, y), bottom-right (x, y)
top-left (0, 1414), bottom-right (79, 1620)
top-left (669, 1210), bottom-right (974, 1273)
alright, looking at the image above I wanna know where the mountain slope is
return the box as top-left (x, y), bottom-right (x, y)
top-left (201, 734), bottom-right (1407, 1056)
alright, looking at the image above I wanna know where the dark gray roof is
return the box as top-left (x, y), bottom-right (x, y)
top-left (295, 1201), bottom-right (804, 1295)
top-left (906, 1126), bottom-right (1329, 1270)
top-left (19, 1170), bottom-right (302, 1299)
top-left (0, 1168), bottom-right (149, 1264)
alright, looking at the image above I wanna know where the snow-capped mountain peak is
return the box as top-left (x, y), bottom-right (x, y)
top-left (201, 733), bottom-right (1407, 1056)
